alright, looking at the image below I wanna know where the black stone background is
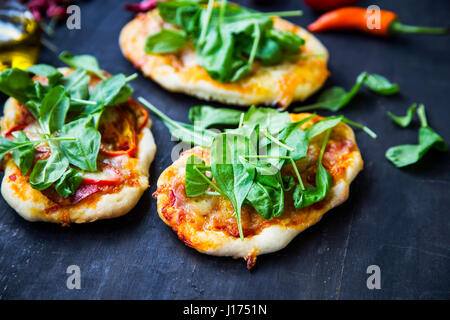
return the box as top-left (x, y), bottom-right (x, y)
top-left (0, 0), bottom-right (449, 299)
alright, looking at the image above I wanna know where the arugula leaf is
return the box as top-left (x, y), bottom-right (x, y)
top-left (0, 68), bottom-right (36, 104)
top-left (59, 117), bottom-right (101, 172)
top-left (152, 1), bottom-right (304, 82)
top-left (185, 155), bottom-right (211, 197)
top-left (364, 74), bottom-right (399, 95)
top-left (61, 69), bottom-right (90, 102)
top-left (90, 74), bottom-right (133, 107)
top-left (243, 105), bottom-right (291, 133)
top-left (139, 97), bottom-right (216, 146)
top-left (145, 29), bottom-right (188, 54)
top-left (293, 129), bottom-right (333, 209)
top-left (210, 131), bottom-right (256, 239)
top-left (305, 116), bottom-right (343, 140)
top-left (245, 172), bottom-right (284, 219)
top-left (386, 105), bottom-right (447, 167)
top-left (59, 51), bottom-right (106, 80)
top-left (26, 64), bottom-right (63, 86)
top-left (0, 137), bottom-right (18, 161)
top-left (29, 143), bottom-right (69, 191)
top-left (294, 72), bottom-right (368, 112)
top-left (39, 85), bottom-right (70, 134)
top-left (387, 103), bottom-right (417, 128)
top-left (189, 105), bottom-right (243, 128)
top-left (55, 168), bottom-right (82, 198)
top-left (11, 131), bottom-right (35, 175)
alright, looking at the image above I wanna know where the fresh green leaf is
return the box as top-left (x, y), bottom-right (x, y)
top-left (305, 116), bottom-right (343, 140)
top-left (11, 131), bottom-right (35, 175)
top-left (293, 129), bottom-right (333, 208)
top-left (55, 167), bottom-right (82, 198)
top-left (59, 51), bottom-right (106, 80)
top-left (386, 105), bottom-right (447, 167)
top-left (139, 97), bottom-right (216, 146)
top-left (364, 73), bottom-right (399, 95)
top-left (145, 29), bottom-right (188, 54)
top-left (0, 68), bottom-right (36, 104)
top-left (243, 105), bottom-right (291, 133)
top-left (387, 103), bottom-right (417, 128)
top-left (90, 74), bottom-right (133, 107)
top-left (185, 155), bottom-right (211, 197)
top-left (188, 105), bottom-right (243, 128)
top-left (39, 85), bottom-right (70, 134)
top-left (61, 69), bottom-right (90, 102)
top-left (29, 143), bottom-right (69, 191)
top-left (26, 64), bottom-right (63, 86)
top-left (59, 117), bottom-right (101, 172)
top-left (0, 137), bottom-right (18, 161)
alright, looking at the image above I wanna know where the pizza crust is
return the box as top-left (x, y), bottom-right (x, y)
top-left (1, 91), bottom-right (157, 224)
top-left (155, 115), bottom-right (363, 266)
top-left (119, 10), bottom-right (329, 108)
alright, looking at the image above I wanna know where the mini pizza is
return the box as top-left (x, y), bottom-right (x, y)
top-left (119, 1), bottom-right (329, 108)
top-left (0, 58), bottom-right (156, 224)
top-left (152, 109), bottom-right (363, 268)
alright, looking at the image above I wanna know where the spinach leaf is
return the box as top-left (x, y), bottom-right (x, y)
top-left (387, 103), bottom-right (417, 128)
top-left (29, 143), bottom-right (69, 191)
top-left (305, 116), bottom-right (343, 140)
top-left (386, 105), bottom-right (447, 167)
top-left (185, 155), bottom-right (211, 197)
top-left (189, 105), bottom-right (243, 128)
top-left (26, 64), bottom-right (63, 86)
top-left (145, 29), bottom-right (188, 54)
top-left (293, 129), bottom-right (333, 209)
top-left (11, 131), bottom-right (35, 175)
top-left (59, 51), bottom-right (106, 80)
top-left (282, 175), bottom-right (295, 191)
top-left (59, 117), bottom-right (101, 172)
top-left (139, 97), bottom-right (216, 146)
top-left (55, 167), bottom-right (82, 198)
top-left (90, 74), bottom-right (133, 107)
top-left (39, 85), bottom-right (70, 134)
top-left (364, 74), bottom-right (399, 95)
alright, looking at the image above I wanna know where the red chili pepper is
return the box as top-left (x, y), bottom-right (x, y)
top-left (308, 7), bottom-right (449, 37)
top-left (303, 0), bottom-right (360, 12)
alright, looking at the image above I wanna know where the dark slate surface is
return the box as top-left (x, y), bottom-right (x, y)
top-left (1, 0), bottom-right (449, 300)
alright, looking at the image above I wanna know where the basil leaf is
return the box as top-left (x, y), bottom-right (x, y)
top-left (387, 104), bottom-right (417, 128)
top-left (188, 105), bottom-right (243, 128)
top-left (55, 168), bottom-right (82, 198)
top-left (364, 74), bottom-right (399, 95)
top-left (145, 29), bottom-right (188, 54)
top-left (39, 85), bottom-right (70, 134)
top-left (386, 105), bottom-right (447, 167)
top-left (59, 51), bottom-right (106, 80)
top-left (11, 131), bottom-right (35, 175)
top-left (59, 117), bottom-right (101, 172)
top-left (29, 143), bottom-right (69, 191)
top-left (26, 64), bottom-right (63, 86)
top-left (90, 74), bottom-right (133, 107)
top-left (185, 155), bottom-right (210, 197)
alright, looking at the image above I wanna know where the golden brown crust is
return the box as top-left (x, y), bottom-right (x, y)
top-left (119, 10), bottom-right (330, 108)
top-left (154, 113), bottom-right (363, 264)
